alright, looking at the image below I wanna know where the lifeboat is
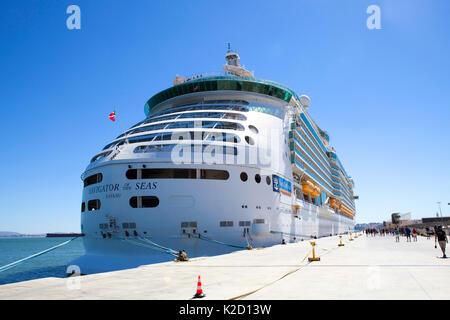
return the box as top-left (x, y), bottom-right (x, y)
top-left (301, 180), bottom-right (320, 198)
top-left (330, 198), bottom-right (339, 209)
top-left (339, 204), bottom-right (355, 217)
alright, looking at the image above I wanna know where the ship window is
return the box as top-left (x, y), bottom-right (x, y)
top-left (129, 196), bottom-right (159, 208)
top-left (219, 221), bottom-right (234, 227)
top-left (126, 169), bottom-right (138, 179)
top-left (129, 196), bottom-right (137, 208)
top-left (248, 125), bottom-right (259, 134)
top-left (102, 141), bottom-right (119, 150)
top-left (239, 221), bottom-right (251, 227)
top-left (126, 168), bottom-right (197, 179)
top-left (180, 221), bottom-right (197, 228)
top-left (174, 112), bottom-right (246, 121)
top-left (255, 174), bottom-right (261, 183)
top-left (90, 151), bottom-right (111, 163)
top-left (106, 131), bottom-right (242, 151)
top-left (240, 172), bottom-right (248, 182)
top-left (127, 120), bottom-right (244, 136)
top-left (81, 202), bottom-right (85, 212)
top-left (88, 199), bottom-right (101, 211)
top-left (122, 222), bottom-right (137, 229)
top-left (266, 176), bottom-right (271, 185)
top-left (84, 173), bottom-right (103, 187)
top-left (142, 168), bottom-right (197, 179)
top-left (245, 136), bottom-right (255, 145)
top-left (200, 169), bottom-right (229, 180)
top-left (253, 219), bottom-right (265, 224)
top-left (149, 103), bottom-right (250, 119)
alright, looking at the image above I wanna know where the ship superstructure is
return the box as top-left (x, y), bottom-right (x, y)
top-left (71, 48), bottom-right (356, 274)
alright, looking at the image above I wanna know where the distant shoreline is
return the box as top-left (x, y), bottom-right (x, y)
top-left (0, 235), bottom-right (46, 238)
top-left (0, 231), bottom-right (84, 239)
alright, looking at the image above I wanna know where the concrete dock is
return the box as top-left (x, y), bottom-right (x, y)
top-left (0, 233), bottom-right (448, 300)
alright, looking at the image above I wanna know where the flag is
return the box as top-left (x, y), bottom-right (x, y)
top-left (109, 112), bottom-right (116, 121)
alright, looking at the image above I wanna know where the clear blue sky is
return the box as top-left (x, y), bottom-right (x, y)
top-left (1, 0), bottom-right (449, 233)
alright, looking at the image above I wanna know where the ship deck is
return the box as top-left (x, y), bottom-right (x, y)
top-left (0, 234), bottom-right (448, 300)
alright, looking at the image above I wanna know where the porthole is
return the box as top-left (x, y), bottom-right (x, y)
top-left (255, 174), bottom-right (261, 183)
top-left (245, 136), bottom-right (255, 145)
top-left (240, 172), bottom-right (248, 182)
top-left (248, 125), bottom-right (259, 134)
top-left (81, 202), bottom-right (85, 212)
top-left (129, 196), bottom-right (159, 208)
top-left (266, 176), bottom-right (271, 185)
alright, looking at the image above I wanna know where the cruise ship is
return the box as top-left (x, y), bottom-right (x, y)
top-left (71, 48), bottom-right (356, 274)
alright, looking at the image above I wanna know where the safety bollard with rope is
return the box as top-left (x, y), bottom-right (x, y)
top-left (308, 241), bottom-right (320, 262)
top-left (175, 250), bottom-right (189, 262)
top-left (349, 233), bottom-right (354, 241)
top-left (338, 234), bottom-right (345, 247)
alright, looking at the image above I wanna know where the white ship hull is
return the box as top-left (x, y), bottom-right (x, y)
top-left (72, 162), bottom-right (353, 274)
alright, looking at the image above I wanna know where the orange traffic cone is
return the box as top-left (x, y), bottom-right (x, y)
top-left (193, 275), bottom-right (205, 298)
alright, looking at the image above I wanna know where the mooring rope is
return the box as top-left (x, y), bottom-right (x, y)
top-left (197, 234), bottom-right (248, 249)
top-left (228, 236), bottom-right (356, 300)
top-left (122, 238), bottom-right (177, 256)
top-left (228, 249), bottom-right (313, 300)
top-left (243, 233), bottom-right (253, 249)
top-left (137, 236), bottom-right (178, 254)
top-left (0, 237), bottom-right (79, 274)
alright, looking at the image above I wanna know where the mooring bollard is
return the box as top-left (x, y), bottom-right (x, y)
top-left (308, 241), bottom-right (320, 261)
top-left (349, 233), bottom-right (354, 241)
top-left (338, 235), bottom-right (344, 247)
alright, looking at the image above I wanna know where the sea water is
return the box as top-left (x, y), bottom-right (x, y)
top-left (0, 237), bottom-right (84, 285)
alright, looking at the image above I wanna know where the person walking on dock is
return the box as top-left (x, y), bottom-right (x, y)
top-left (435, 226), bottom-right (448, 258)
top-left (412, 228), bottom-right (417, 242)
top-left (405, 227), bottom-right (411, 242)
top-left (395, 228), bottom-right (400, 242)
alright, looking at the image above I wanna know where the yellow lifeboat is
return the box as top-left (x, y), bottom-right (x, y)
top-left (339, 204), bottom-right (355, 217)
top-left (330, 198), bottom-right (339, 209)
top-left (301, 180), bottom-right (320, 198)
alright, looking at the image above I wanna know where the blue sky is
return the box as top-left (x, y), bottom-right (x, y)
top-left (0, 0), bottom-right (449, 233)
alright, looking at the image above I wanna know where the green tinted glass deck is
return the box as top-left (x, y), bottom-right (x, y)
top-left (144, 76), bottom-right (294, 116)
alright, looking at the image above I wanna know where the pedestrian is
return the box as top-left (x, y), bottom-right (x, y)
top-left (412, 228), bottom-right (417, 242)
top-left (405, 227), bottom-right (411, 242)
top-left (435, 226), bottom-right (448, 258)
top-left (395, 228), bottom-right (400, 242)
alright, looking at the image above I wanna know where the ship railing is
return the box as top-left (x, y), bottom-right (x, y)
top-left (184, 71), bottom-right (235, 82)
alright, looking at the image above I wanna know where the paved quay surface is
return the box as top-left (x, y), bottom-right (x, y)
top-left (0, 233), bottom-right (448, 300)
